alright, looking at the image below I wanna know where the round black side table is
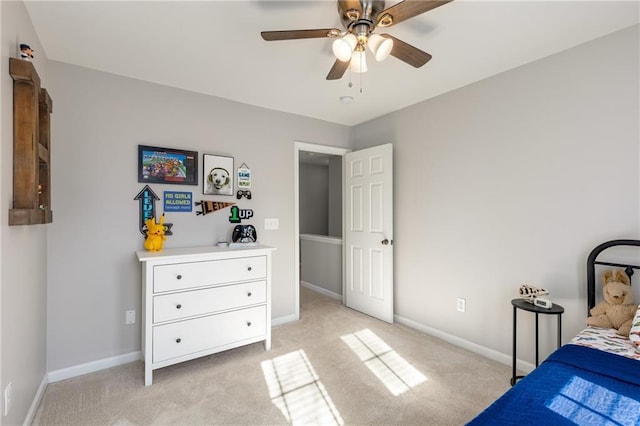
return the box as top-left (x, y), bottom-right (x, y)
top-left (511, 298), bottom-right (564, 386)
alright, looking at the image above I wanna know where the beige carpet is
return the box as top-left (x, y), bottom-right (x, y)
top-left (33, 287), bottom-right (510, 425)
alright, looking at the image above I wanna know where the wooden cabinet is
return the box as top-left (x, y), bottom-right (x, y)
top-left (9, 57), bottom-right (53, 225)
top-left (136, 245), bottom-right (275, 386)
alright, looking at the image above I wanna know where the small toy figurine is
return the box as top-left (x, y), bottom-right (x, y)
top-left (143, 214), bottom-right (167, 252)
top-left (19, 43), bottom-right (34, 60)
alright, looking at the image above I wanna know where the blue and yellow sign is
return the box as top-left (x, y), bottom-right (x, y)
top-left (164, 191), bottom-right (192, 212)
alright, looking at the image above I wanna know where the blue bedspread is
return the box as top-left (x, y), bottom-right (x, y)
top-left (468, 344), bottom-right (640, 425)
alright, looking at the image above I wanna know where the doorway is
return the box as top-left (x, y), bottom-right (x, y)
top-left (293, 142), bottom-right (349, 320)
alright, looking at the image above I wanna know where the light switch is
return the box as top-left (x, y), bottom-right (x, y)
top-left (126, 310), bottom-right (136, 325)
top-left (264, 218), bottom-right (279, 230)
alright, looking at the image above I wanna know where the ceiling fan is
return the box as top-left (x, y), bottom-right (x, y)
top-left (261, 0), bottom-right (453, 80)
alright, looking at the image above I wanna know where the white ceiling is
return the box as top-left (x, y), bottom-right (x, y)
top-left (24, 0), bottom-right (639, 126)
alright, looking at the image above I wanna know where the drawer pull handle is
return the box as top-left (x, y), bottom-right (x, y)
top-left (247, 321), bottom-right (252, 327)
top-left (247, 292), bottom-right (252, 297)
top-left (176, 338), bottom-right (182, 343)
top-left (176, 304), bottom-right (182, 309)
top-left (247, 266), bottom-right (252, 272)
top-left (176, 274), bottom-right (182, 280)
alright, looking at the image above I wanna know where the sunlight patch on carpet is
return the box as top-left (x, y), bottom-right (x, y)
top-left (341, 328), bottom-right (427, 396)
top-left (261, 350), bottom-right (344, 426)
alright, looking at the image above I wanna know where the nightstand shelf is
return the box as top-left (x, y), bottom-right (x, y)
top-left (511, 298), bottom-right (564, 386)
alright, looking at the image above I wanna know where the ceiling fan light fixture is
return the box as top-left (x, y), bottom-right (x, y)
top-left (332, 33), bottom-right (357, 62)
top-left (367, 34), bottom-right (393, 61)
top-left (350, 49), bottom-right (367, 73)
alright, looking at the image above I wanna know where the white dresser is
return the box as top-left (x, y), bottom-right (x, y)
top-left (136, 245), bottom-right (275, 386)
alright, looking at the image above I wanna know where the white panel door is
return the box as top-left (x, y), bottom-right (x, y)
top-left (345, 144), bottom-right (393, 323)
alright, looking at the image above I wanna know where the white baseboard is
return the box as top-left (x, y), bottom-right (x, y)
top-left (44, 313), bottom-right (531, 392)
top-left (394, 314), bottom-right (535, 374)
top-left (301, 281), bottom-right (342, 301)
top-left (272, 313), bottom-right (298, 326)
top-left (44, 313), bottom-right (302, 385)
top-left (47, 351), bottom-right (142, 383)
top-left (23, 374), bottom-right (48, 426)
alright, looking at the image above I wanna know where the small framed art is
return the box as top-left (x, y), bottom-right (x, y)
top-left (203, 154), bottom-right (234, 195)
top-left (138, 145), bottom-right (198, 185)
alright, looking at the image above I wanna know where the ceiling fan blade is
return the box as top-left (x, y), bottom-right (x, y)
top-left (261, 29), bottom-right (341, 41)
top-left (377, 0), bottom-right (453, 28)
top-left (326, 59), bottom-right (349, 80)
top-left (382, 34), bottom-right (432, 68)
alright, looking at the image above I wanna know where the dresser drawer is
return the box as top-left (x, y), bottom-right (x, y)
top-left (153, 256), bottom-right (266, 293)
top-left (153, 305), bottom-right (267, 363)
top-left (153, 280), bottom-right (267, 323)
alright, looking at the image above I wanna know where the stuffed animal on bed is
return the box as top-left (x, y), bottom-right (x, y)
top-left (586, 269), bottom-right (637, 337)
top-left (143, 215), bottom-right (166, 252)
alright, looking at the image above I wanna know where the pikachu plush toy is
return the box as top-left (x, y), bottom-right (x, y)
top-left (143, 215), bottom-right (167, 252)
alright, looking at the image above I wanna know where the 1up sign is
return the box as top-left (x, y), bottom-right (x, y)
top-left (229, 206), bottom-right (254, 223)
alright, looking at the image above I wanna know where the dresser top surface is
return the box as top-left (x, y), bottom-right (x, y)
top-left (136, 244), bottom-right (275, 262)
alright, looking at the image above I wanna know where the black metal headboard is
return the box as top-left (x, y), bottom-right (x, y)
top-left (587, 239), bottom-right (640, 315)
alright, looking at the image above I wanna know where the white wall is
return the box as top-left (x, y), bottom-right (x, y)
top-left (1, 2), bottom-right (48, 424)
top-left (299, 156), bottom-right (342, 237)
top-left (299, 162), bottom-right (329, 235)
top-left (45, 61), bottom-right (352, 372)
top-left (300, 234), bottom-right (342, 297)
top-left (352, 25), bottom-right (640, 365)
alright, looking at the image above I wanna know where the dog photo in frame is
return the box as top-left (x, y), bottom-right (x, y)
top-left (203, 154), bottom-right (234, 196)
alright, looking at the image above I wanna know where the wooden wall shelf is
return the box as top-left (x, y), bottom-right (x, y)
top-left (9, 57), bottom-right (53, 225)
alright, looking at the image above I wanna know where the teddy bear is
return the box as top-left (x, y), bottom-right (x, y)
top-left (143, 215), bottom-right (167, 252)
top-left (586, 269), bottom-right (637, 336)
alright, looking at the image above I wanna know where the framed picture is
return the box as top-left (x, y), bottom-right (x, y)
top-left (138, 145), bottom-right (198, 185)
top-left (203, 154), bottom-right (234, 195)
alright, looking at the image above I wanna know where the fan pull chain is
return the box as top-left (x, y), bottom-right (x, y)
top-left (346, 61), bottom-right (364, 93)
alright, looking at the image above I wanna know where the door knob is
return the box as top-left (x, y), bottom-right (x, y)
top-left (382, 239), bottom-right (389, 245)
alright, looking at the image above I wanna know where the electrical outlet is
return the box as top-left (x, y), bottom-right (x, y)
top-left (456, 298), bottom-right (466, 313)
top-left (4, 382), bottom-right (12, 416)
top-left (126, 310), bottom-right (136, 325)
top-left (264, 218), bottom-right (279, 230)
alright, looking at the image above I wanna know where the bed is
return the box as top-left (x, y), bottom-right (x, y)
top-left (468, 239), bottom-right (640, 425)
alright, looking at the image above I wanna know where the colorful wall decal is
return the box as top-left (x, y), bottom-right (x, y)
top-left (229, 206), bottom-right (254, 223)
top-left (134, 185), bottom-right (173, 235)
top-left (195, 200), bottom-right (235, 216)
top-left (134, 185), bottom-right (159, 235)
top-left (237, 163), bottom-right (251, 189)
top-left (164, 191), bottom-right (192, 212)
top-left (236, 190), bottom-right (251, 200)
